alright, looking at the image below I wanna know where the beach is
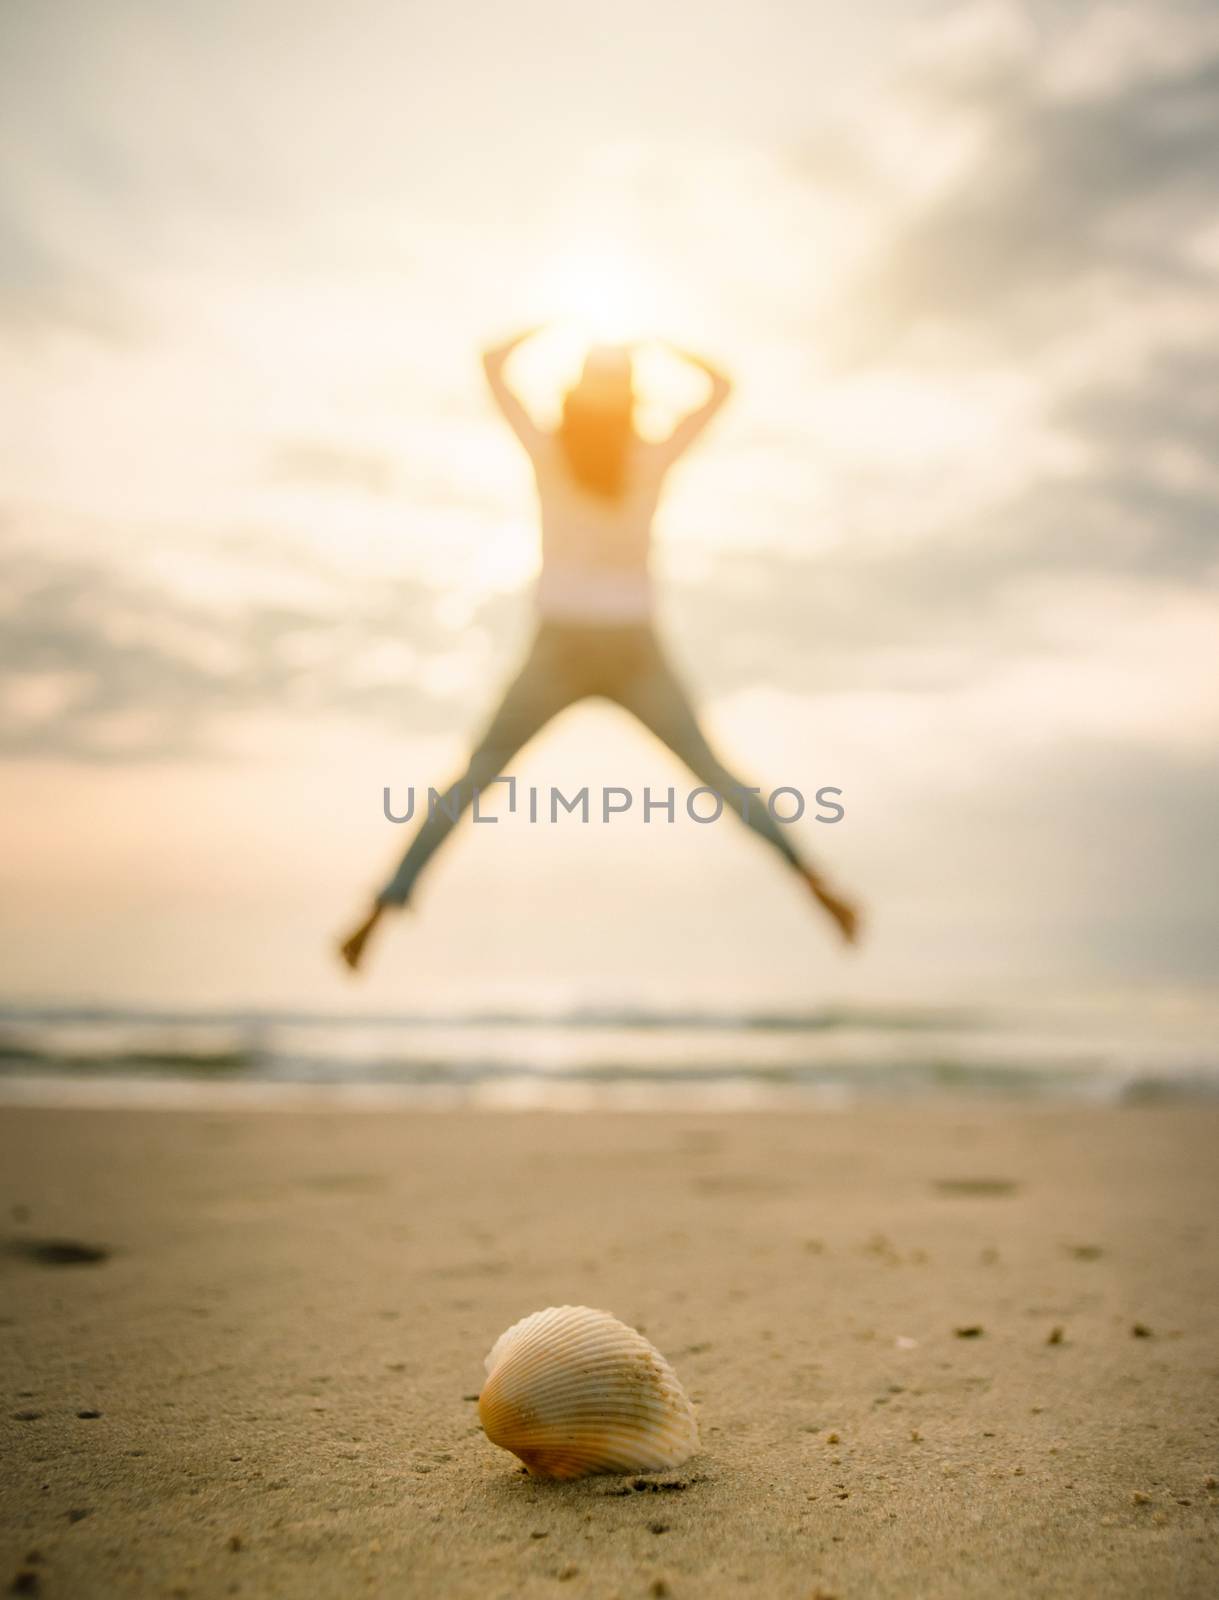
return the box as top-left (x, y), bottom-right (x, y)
top-left (2, 1102), bottom-right (1217, 1599)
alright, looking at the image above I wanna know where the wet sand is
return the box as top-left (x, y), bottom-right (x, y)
top-left (2, 1103), bottom-right (1217, 1598)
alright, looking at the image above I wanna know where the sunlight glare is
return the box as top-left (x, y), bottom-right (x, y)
top-left (541, 244), bottom-right (658, 346)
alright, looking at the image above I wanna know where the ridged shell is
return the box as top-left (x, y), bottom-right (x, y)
top-left (478, 1305), bottom-right (699, 1480)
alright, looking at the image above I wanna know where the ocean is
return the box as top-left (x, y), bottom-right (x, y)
top-left (1, 994), bottom-right (1217, 1109)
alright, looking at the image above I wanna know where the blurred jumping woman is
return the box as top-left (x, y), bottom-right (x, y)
top-left (339, 328), bottom-right (861, 970)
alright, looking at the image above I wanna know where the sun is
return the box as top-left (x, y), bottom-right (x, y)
top-left (509, 241), bottom-right (699, 432)
top-left (541, 244), bottom-right (657, 346)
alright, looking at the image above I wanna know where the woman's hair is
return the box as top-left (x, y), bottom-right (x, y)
top-left (557, 346), bottom-right (635, 499)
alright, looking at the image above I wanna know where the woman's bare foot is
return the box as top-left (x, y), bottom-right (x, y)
top-left (338, 901), bottom-right (386, 972)
top-left (802, 871), bottom-right (863, 947)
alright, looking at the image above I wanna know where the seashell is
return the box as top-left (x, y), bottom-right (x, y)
top-left (478, 1305), bottom-right (699, 1480)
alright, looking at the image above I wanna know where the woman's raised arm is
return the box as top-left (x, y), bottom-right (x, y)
top-left (482, 326), bottom-right (546, 456)
top-left (655, 341), bottom-right (733, 464)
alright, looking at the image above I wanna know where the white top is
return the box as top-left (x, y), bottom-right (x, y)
top-left (528, 434), bottom-right (676, 624)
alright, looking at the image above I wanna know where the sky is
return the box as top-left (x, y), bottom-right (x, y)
top-left (2, 0), bottom-right (1217, 1013)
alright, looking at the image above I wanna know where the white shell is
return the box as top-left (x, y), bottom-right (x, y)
top-left (478, 1305), bottom-right (699, 1480)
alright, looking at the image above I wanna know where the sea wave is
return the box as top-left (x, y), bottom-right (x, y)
top-left (0, 998), bottom-right (1216, 1107)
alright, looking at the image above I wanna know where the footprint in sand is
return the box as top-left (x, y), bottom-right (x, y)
top-left (932, 1178), bottom-right (1020, 1198)
top-left (5, 1238), bottom-right (111, 1266)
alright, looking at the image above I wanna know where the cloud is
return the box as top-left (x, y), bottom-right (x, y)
top-left (0, 518), bottom-right (526, 761)
top-left (825, 6), bottom-right (1219, 360)
top-left (266, 441), bottom-right (397, 497)
top-left (0, 212), bottom-right (145, 343)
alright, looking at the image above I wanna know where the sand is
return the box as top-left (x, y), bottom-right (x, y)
top-left (2, 1102), bottom-right (1217, 1598)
